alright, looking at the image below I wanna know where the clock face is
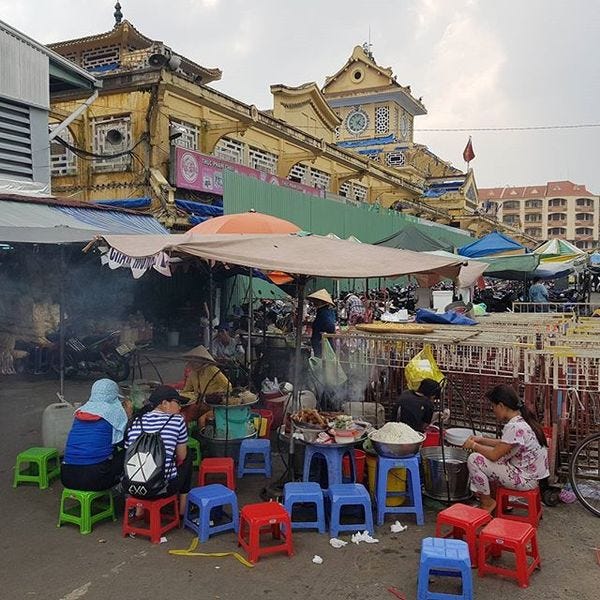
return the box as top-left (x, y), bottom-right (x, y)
top-left (346, 109), bottom-right (368, 135)
top-left (400, 114), bottom-right (411, 139)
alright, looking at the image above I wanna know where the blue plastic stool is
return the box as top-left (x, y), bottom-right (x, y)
top-left (183, 484), bottom-right (239, 543)
top-left (327, 483), bottom-right (374, 538)
top-left (237, 438), bottom-right (272, 478)
top-left (283, 481), bottom-right (326, 533)
top-left (376, 455), bottom-right (424, 526)
top-left (303, 444), bottom-right (356, 491)
top-left (417, 537), bottom-right (473, 600)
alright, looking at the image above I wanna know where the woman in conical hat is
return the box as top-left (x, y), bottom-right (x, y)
top-left (307, 289), bottom-right (336, 357)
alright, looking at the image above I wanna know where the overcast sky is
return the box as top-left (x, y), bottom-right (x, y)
top-left (3, 0), bottom-right (599, 193)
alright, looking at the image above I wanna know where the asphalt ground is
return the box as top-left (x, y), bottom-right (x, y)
top-left (1, 353), bottom-right (598, 600)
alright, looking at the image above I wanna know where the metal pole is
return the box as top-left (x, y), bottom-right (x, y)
top-left (247, 269), bottom-right (253, 379)
top-left (59, 245), bottom-right (65, 400)
top-left (288, 278), bottom-right (306, 480)
top-left (208, 265), bottom-right (214, 353)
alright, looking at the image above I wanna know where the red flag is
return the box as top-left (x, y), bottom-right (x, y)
top-left (463, 137), bottom-right (475, 163)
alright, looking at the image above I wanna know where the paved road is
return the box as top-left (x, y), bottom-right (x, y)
top-left (1, 356), bottom-right (598, 600)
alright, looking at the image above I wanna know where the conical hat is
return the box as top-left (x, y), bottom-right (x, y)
top-left (183, 345), bottom-right (216, 362)
top-left (307, 288), bottom-right (334, 306)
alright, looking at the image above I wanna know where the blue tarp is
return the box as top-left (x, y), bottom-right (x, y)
top-left (422, 181), bottom-right (463, 198)
top-left (175, 199), bottom-right (224, 218)
top-left (415, 308), bottom-right (478, 326)
top-left (458, 230), bottom-right (525, 258)
top-left (93, 197), bottom-right (152, 209)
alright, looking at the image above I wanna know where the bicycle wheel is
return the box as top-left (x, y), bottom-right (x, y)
top-left (569, 432), bottom-right (600, 517)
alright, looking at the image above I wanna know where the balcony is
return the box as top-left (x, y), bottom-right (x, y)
top-left (575, 218), bottom-right (595, 227)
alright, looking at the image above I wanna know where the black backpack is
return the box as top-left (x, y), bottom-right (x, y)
top-left (123, 414), bottom-right (175, 498)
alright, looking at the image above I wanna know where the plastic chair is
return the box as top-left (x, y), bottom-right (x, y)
top-left (198, 457), bottom-right (235, 490)
top-left (283, 481), bottom-right (326, 533)
top-left (375, 455), bottom-right (424, 526)
top-left (187, 436), bottom-right (202, 469)
top-left (327, 483), bottom-right (374, 538)
top-left (495, 486), bottom-right (542, 528)
top-left (417, 537), bottom-right (473, 600)
top-left (183, 484), bottom-right (239, 542)
top-left (302, 444), bottom-right (356, 491)
top-left (238, 502), bottom-right (294, 564)
top-left (435, 503), bottom-right (493, 567)
top-left (122, 495), bottom-right (180, 544)
top-left (13, 447), bottom-right (60, 489)
top-left (478, 518), bottom-right (541, 588)
top-left (237, 438), bottom-right (272, 478)
top-left (58, 488), bottom-right (116, 534)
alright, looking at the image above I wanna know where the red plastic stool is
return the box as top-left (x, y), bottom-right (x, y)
top-left (122, 495), bottom-right (180, 544)
top-left (198, 457), bottom-right (235, 490)
top-left (435, 502), bottom-right (493, 567)
top-left (478, 518), bottom-right (541, 588)
top-left (495, 486), bottom-right (542, 528)
top-left (238, 502), bottom-right (294, 564)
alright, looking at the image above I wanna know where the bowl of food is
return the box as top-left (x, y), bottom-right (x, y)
top-left (368, 422), bottom-right (425, 458)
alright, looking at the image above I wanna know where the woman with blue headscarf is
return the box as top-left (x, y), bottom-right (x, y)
top-left (61, 379), bottom-right (132, 491)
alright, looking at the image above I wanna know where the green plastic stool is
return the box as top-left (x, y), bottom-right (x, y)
top-left (188, 436), bottom-right (202, 469)
top-left (13, 447), bottom-right (60, 489)
top-left (58, 488), bottom-right (116, 535)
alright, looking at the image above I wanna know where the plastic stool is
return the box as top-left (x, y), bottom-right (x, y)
top-left (238, 438), bottom-right (272, 478)
top-left (478, 518), bottom-right (540, 588)
top-left (58, 488), bottom-right (116, 534)
top-left (187, 436), bottom-right (202, 469)
top-left (496, 486), bottom-right (542, 528)
top-left (13, 447), bottom-right (60, 489)
top-left (376, 455), bottom-right (424, 526)
top-left (327, 483), bottom-right (374, 538)
top-left (435, 503), bottom-right (493, 567)
top-left (283, 482), bottom-right (326, 533)
top-left (198, 457), bottom-right (235, 490)
top-left (303, 444), bottom-right (356, 491)
top-left (122, 495), bottom-right (180, 544)
top-left (238, 502), bottom-right (294, 564)
top-left (417, 537), bottom-right (473, 600)
top-left (183, 484), bottom-right (239, 542)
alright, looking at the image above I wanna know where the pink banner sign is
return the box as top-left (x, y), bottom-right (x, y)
top-left (173, 147), bottom-right (325, 198)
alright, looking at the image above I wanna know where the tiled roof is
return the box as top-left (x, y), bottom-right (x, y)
top-left (480, 180), bottom-right (596, 199)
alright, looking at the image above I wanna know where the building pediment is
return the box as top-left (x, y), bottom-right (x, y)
top-left (271, 82), bottom-right (341, 141)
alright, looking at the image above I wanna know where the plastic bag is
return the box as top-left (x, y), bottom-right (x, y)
top-left (309, 340), bottom-right (347, 387)
top-left (404, 344), bottom-right (444, 391)
top-left (473, 303), bottom-right (487, 316)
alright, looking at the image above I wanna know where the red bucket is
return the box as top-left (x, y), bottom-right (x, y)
top-left (422, 426), bottom-right (442, 447)
top-left (342, 449), bottom-right (366, 484)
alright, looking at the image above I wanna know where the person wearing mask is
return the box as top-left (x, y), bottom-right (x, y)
top-left (396, 378), bottom-right (441, 433)
top-left (125, 385), bottom-right (191, 515)
top-left (528, 277), bottom-right (549, 303)
top-left (307, 289), bottom-right (336, 357)
top-left (463, 384), bottom-right (549, 513)
top-left (345, 292), bottom-right (367, 325)
top-left (61, 378), bottom-right (131, 491)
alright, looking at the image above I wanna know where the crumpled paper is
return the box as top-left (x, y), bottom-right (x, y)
top-left (312, 555), bottom-right (323, 564)
top-left (390, 521), bottom-right (408, 533)
top-left (351, 530), bottom-right (379, 544)
top-left (329, 538), bottom-right (348, 549)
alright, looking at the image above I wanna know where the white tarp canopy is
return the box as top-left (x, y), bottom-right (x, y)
top-left (94, 232), bottom-right (463, 281)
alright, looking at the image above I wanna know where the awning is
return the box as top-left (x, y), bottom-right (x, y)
top-left (0, 198), bottom-right (168, 244)
top-left (94, 232), bottom-right (463, 280)
top-left (458, 230), bottom-right (526, 258)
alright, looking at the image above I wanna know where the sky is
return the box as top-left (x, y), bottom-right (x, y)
top-left (3, 0), bottom-right (599, 193)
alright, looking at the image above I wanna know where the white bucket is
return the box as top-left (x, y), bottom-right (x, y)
top-left (432, 290), bottom-right (454, 313)
top-left (167, 331), bottom-right (180, 347)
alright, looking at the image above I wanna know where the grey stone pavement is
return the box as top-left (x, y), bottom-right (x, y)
top-left (1, 352), bottom-right (598, 600)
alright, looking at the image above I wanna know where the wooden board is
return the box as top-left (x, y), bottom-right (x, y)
top-left (355, 322), bottom-right (435, 335)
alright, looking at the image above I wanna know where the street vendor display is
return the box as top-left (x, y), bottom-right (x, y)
top-left (291, 408), bottom-right (370, 445)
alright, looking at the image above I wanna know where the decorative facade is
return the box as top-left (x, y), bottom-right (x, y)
top-left (47, 13), bottom-right (532, 242)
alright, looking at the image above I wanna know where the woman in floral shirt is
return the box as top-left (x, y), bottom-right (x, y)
top-left (463, 384), bottom-right (549, 513)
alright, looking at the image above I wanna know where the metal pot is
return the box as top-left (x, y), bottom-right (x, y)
top-left (420, 447), bottom-right (471, 502)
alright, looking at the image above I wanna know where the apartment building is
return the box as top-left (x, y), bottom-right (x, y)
top-left (479, 181), bottom-right (599, 250)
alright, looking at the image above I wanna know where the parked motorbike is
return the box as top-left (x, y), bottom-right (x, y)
top-left (57, 330), bottom-right (133, 382)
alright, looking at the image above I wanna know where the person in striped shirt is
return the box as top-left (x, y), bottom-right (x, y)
top-left (125, 385), bottom-right (191, 514)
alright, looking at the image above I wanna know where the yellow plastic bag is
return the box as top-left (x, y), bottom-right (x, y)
top-left (404, 344), bottom-right (444, 390)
